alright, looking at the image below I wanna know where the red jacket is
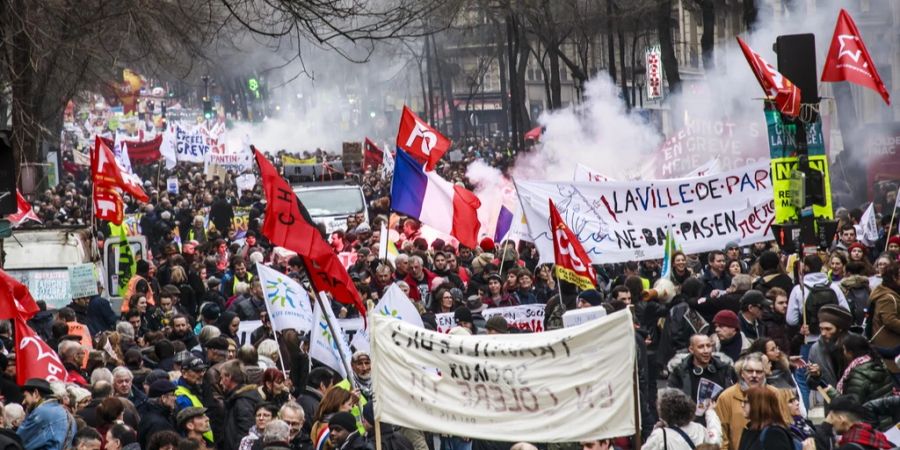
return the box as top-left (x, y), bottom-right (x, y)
top-left (403, 269), bottom-right (436, 302)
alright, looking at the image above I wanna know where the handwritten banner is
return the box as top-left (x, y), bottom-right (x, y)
top-left (435, 305), bottom-right (545, 333)
top-left (370, 310), bottom-right (637, 442)
top-left (68, 263), bottom-right (98, 299)
top-left (517, 161), bottom-right (775, 264)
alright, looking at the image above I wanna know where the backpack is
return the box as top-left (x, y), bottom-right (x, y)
top-left (760, 425), bottom-right (802, 450)
top-left (804, 282), bottom-right (839, 335)
top-left (845, 285), bottom-right (871, 326)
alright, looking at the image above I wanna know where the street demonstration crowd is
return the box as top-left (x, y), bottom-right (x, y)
top-left (3, 136), bottom-right (900, 450)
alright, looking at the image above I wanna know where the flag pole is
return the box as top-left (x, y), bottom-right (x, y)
top-left (366, 299), bottom-right (382, 450)
top-left (255, 262), bottom-right (291, 376)
top-left (315, 291), bottom-right (356, 388)
top-left (885, 207), bottom-right (897, 254)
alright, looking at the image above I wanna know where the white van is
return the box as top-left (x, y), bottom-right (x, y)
top-left (293, 184), bottom-right (368, 234)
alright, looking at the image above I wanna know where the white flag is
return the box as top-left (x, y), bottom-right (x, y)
top-left (309, 294), bottom-right (353, 378)
top-left (160, 126), bottom-right (178, 169)
top-left (895, 186), bottom-right (900, 209)
top-left (256, 263), bottom-right (314, 332)
top-left (859, 203), bottom-right (879, 247)
top-left (381, 148), bottom-right (395, 180)
top-left (352, 284), bottom-right (422, 354)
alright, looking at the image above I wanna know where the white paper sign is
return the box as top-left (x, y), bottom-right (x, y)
top-left (371, 309), bottom-right (637, 442)
top-left (562, 305), bottom-right (608, 328)
top-left (516, 161), bottom-right (774, 264)
top-left (68, 263), bottom-right (98, 299)
top-left (482, 304), bottom-right (545, 332)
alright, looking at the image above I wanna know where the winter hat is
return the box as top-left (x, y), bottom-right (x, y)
top-left (176, 407), bottom-right (208, 428)
top-left (740, 290), bottom-right (770, 310)
top-left (479, 237), bottom-right (496, 253)
top-left (454, 306), bottom-right (473, 324)
top-left (712, 310), bottom-right (740, 330)
top-left (817, 304), bottom-right (853, 331)
top-left (329, 412), bottom-right (357, 432)
top-left (465, 295), bottom-right (486, 313)
top-left (758, 251), bottom-right (780, 272)
top-left (148, 380), bottom-right (177, 398)
top-left (888, 236), bottom-right (900, 247)
top-left (206, 277), bottom-right (221, 289)
top-left (847, 242), bottom-right (866, 255)
top-left (485, 315), bottom-right (509, 334)
top-left (201, 303), bottom-right (221, 321)
top-left (577, 289), bottom-right (604, 307)
top-left (827, 395), bottom-right (868, 418)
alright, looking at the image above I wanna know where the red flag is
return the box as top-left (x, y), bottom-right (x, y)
top-left (0, 269), bottom-right (39, 321)
top-left (253, 148), bottom-right (365, 316)
top-left (363, 138), bottom-right (384, 171)
top-left (736, 37), bottom-right (802, 117)
top-left (822, 9), bottom-right (890, 105)
top-left (93, 187), bottom-right (125, 224)
top-left (549, 199), bottom-right (597, 290)
top-left (91, 137), bottom-right (148, 225)
top-left (396, 105), bottom-right (450, 171)
top-left (101, 135), bottom-right (163, 165)
top-left (7, 190), bottom-right (41, 227)
top-left (253, 148), bottom-right (333, 261)
top-left (13, 318), bottom-right (68, 385)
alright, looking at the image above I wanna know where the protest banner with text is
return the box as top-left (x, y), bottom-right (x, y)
top-left (371, 310), bottom-right (636, 442)
top-left (517, 161), bottom-right (775, 264)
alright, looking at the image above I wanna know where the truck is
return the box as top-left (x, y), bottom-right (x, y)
top-left (1, 226), bottom-right (147, 311)
top-left (283, 160), bottom-right (369, 234)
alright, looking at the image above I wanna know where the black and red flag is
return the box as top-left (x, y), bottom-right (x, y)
top-left (252, 147), bottom-right (366, 316)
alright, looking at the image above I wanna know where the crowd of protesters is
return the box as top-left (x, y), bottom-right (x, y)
top-left (1, 127), bottom-right (900, 450)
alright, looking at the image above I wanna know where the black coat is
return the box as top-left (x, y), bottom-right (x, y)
top-left (667, 353), bottom-right (737, 404)
top-left (137, 401), bottom-right (176, 449)
top-left (87, 295), bottom-right (119, 335)
top-left (297, 388), bottom-right (323, 437)
top-left (221, 384), bottom-right (262, 450)
top-left (0, 375), bottom-right (22, 405)
top-left (366, 425), bottom-right (414, 450)
top-left (0, 428), bottom-right (23, 450)
top-left (209, 199), bottom-right (235, 233)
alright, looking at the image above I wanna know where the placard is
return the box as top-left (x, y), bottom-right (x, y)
top-left (68, 263), bottom-right (98, 299)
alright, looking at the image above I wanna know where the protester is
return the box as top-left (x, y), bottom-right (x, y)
top-left (16, 379), bottom-right (77, 450)
top-left (642, 388), bottom-right (720, 449)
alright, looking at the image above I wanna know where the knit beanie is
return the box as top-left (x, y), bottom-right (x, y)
top-left (712, 310), bottom-right (740, 330)
top-left (817, 304), bottom-right (853, 331)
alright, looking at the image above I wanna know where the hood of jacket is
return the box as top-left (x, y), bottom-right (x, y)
top-left (802, 272), bottom-right (831, 287)
top-left (226, 383), bottom-right (261, 403)
top-left (840, 274), bottom-right (870, 290)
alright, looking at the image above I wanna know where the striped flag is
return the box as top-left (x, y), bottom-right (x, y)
top-left (659, 228), bottom-right (677, 280)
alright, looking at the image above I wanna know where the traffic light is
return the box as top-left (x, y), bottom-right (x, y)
top-left (203, 98), bottom-right (213, 120)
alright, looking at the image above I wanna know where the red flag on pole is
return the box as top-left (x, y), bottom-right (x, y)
top-left (0, 269), bottom-right (39, 321)
top-left (91, 137), bottom-right (148, 224)
top-left (736, 37), bottom-right (802, 117)
top-left (549, 199), bottom-right (598, 291)
top-left (7, 190), bottom-right (41, 227)
top-left (363, 138), bottom-right (384, 171)
top-left (13, 318), bottom-right (68, 384)
top-left (396, 105), bottom-right (450, 172)
top-left (821, 9), bottom-right (890, 105)
top-left (253, 148), bottom-right (365, 316)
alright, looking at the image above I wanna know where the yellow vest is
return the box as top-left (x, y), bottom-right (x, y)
top-left (175, 385), bottom-right (214, 442)
top-left (335, 379), bottom-right (367, 435)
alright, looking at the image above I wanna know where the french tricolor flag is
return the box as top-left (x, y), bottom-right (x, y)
top-left (391, 149), bottom-right (481, 248)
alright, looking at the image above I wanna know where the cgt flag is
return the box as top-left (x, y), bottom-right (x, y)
top-left (396, 105), bottom-right (450, 171)
top-left (14, 317), bottom-right (68, 384)
top-left (91, 136), bottom-right (149, 224)
top-left (549, 199), bottom-right (597, 290)
top-left (7, 190), bottom-right (41, 227)
top-left (0, 269), bottom-right (39, 321)
top-left (736, 37), bottom-right (801, 117)
top-left (822, 9), bottom-right (890, 105)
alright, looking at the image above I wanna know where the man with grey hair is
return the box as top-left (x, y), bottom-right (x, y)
top-left (58, 340), bottom-right (87, 385)
top-left (714, 352), bottom-right (792, 450)
top-left (112, 366), bottom-right (147, 412)
top-left (277, 402), bottom-right (309, 449)
top-left (262, 419), bottom-right (291, 447)
top-left (403, 255), bottom-right (435, 303)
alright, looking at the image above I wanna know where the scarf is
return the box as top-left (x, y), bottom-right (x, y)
top-left (836, 354), bottom-right (871, 394)
top-left (838, 422), bottom-right (893, 449)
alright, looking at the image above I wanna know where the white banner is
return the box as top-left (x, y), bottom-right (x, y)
top-left (206, 151), bottom-right (253, 173)
top-left (161, 124), bottom-right (211, 164)
top-left (859, 202), bottom-right (878, 247)
top-left (517, 161), bottom-right (774, 264)
top-left (256, 263), bottom-right (314, 333)
top-left (646, 45), bottom-right (663, 100)
top-left (371, 310), bottom-right (637, 442)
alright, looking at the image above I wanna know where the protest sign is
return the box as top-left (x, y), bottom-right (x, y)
top-left (161, 124), bottom-right (211, 163)
top-left (764, 109), bottom-right (833, 223)
top-left (517, 161), bottom-right (775, 264)
top-left (371, 309), bottom-right (637, 442)
top-left (68, 263), bottom-right (98, 299)
top-left (482, 304), bottom-right (545, 332)
top-left (562, 305), bottom-right (608, 328)
top-left (166, 177), bottom-right (179, 194)
top-left (695, 378), bottom-right (724, 416)
top-left (205, 151), bottom-right (252, 174)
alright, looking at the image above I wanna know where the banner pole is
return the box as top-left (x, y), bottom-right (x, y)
top-left (366, 299), bottom-right (382, 450)
top-left (885, 207), bottom-right (897, 254)
top-left (255, 262), bottom-right (290, 375)
top-left (632, 356), bottom-right (641, 449)
top-left (316, 291), bottom-right (356, 388)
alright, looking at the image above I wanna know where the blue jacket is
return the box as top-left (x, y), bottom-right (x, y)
top-left (16, 400), bottom-right (76, 450)
top-left (87, 295), bottom-right (119, 335)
